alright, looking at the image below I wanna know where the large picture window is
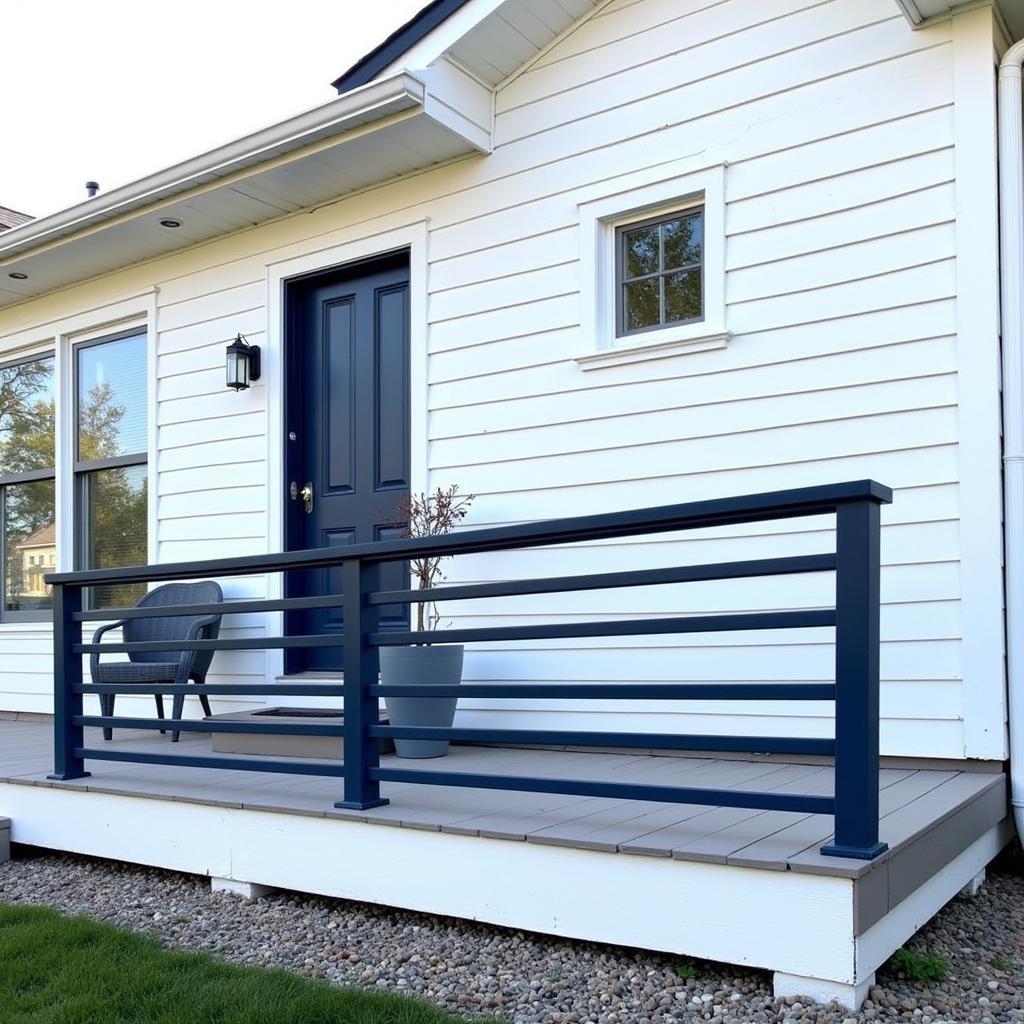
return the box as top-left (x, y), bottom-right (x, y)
top-left (0, 354), bottom-right (56, 620)
top-left (75, 330), bottom-right (148, 608)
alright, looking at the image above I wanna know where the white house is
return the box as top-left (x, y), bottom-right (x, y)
top-left (1, 0), bottom-right (1023, 1010)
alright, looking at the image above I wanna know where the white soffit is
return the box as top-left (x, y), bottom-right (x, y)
top-left (447, 0), bottom-right (604, 86)
top-left (895, 0), bottom-right (1023, 37)
top-left (0, 71), bottom-right (491, 311)
top-left (378, 0), bottom-right (606, 88)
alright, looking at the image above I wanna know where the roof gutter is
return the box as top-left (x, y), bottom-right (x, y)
top-left (998, 38), bottom-right (1024, 843)
top-left (0, 73), bottom-right (426, 265)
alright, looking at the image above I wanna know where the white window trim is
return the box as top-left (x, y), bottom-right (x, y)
top-left (575, 162), bottom-right (728, 370)
top-left (67, 321), bottom-right (153, 587)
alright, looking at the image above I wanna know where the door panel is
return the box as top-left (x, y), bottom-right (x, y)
top-left (285, 254), bottom-right (410, 672)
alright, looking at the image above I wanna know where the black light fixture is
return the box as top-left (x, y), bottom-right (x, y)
top-left (159, 218), bottom-right (182, 229)
top-left (226, 333), bottom-right (261, 391)
top-left (7, 272), bottom-right (27, 280)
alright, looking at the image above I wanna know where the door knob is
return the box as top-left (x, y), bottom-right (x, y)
top-left (290, 481), bottom-right (314, 514)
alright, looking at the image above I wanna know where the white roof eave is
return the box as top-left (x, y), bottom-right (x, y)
top-left (0, 72), bottom-right (427, 265)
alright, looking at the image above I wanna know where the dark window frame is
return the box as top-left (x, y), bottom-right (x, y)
top-left (614, 206), bottom-right (705, 340)
top-left (72, 328), bottom-right (149, 608)
top-left (0, 351), bottom-right (57, 623)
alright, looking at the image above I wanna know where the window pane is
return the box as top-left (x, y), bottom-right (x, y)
top-left (4, 479), bottom-right (55, 612)
top-left (623, 278), bottom-right (661, 332)
top-left (623, 225), bottom-right (660, 279)
top-left (665, 268), bottom-right (702, 323)
top-left (78, 333), bottom-right (147, 461)
top-left (663, 214), bottom-right (703, 271)
top-left (0, 356), bottom-right (55, 477)
top-left (83, 464), bottom-right (147, 608)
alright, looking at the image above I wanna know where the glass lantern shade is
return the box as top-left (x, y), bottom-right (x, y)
top-left (226, 335), bottom-right (260, 391)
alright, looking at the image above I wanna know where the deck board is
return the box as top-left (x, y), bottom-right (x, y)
top-left (0, 719), bottom-right (1005, 881)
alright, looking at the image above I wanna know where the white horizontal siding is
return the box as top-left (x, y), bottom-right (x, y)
top-left (0, 0), bottom-right (1001, 759)
top-left (423, 0), bottom-right (969, 756)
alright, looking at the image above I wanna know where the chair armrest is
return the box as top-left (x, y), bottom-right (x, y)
top-left (173, 614), bottom-right (223, 686)
top-left (89, 619), bottom-right (128, 679)
top-left (184, 614), bottom-right (221, 640)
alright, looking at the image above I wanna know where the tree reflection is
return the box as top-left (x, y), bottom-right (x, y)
top-left (79, 380), bottom-right (148, 608)
top-left (1, 359), bottom-right (55, 610)
top-left (0, 363), bottom-right (147, 610)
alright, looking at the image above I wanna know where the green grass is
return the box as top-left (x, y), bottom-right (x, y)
top-left (887, 948), bottom-right (948, 985)
top-left (991, 954), bottom-right (1011, 972)
top-left (673, 961), bottom-right (697, 981)
top-left (0, 904), bottom-right (466, 1024)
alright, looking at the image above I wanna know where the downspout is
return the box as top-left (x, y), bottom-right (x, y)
top-left (998, 39), bottom-right (1024, 840)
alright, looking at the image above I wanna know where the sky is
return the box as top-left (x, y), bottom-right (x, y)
top-left (0, 1), bottom-right (428, 219)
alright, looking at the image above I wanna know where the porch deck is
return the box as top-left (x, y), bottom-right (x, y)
top-left (0, 717), bottom-right (1005, 881)
top-left (0, 717), bottom-right (1011, 1008)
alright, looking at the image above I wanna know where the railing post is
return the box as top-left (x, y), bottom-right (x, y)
top-left (822, 498), bottom-right (887, 860)
top-left (336, 558), bottom-right (388, 810)
top-left (48, 583), bottom-right (90, 781)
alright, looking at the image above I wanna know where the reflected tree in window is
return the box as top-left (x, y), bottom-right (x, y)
top-left (78, 377), bottom-right (148, 609)
top-left (0, 357), bottom-right (55, 614)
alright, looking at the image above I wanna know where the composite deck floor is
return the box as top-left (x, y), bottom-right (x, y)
top-left (0, 718), bottom-right (1005, 880)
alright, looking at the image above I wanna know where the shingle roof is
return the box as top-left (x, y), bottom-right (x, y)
top-left (0, 205), bottom-right (32, 232)
top-left (16, 522), bottom-right (55, 549)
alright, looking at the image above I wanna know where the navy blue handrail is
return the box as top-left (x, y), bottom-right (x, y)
top-left (47, 479), bottom-right (892, 860)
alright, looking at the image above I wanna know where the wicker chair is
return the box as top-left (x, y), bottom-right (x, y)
top-left (90, 581), bottom-right (224, 743)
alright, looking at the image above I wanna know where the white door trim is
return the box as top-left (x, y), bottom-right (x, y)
top-left (263, 219), bottom-right (430, 685)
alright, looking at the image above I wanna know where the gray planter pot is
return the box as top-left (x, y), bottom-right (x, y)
top-left (380, 644), bottom-right (464, 758)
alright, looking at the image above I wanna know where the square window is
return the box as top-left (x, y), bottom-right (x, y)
top-left (575, 162), bottom-right (727, 369)
top-left (616, 209), bottom-right (704, 338)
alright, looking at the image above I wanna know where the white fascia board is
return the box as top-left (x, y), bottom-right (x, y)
top-left (894, 0), bottom-right (926, 23)
top-left (895, 0), bottom-right (1014, 35)
top-left (0, 73), bottom-right (426, 263)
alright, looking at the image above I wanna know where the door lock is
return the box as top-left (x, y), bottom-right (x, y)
top-left (290, 481), bottom-right (314, 515)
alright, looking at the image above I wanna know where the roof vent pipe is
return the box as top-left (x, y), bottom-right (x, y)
top-left (998, 38), bottom-right (1024, 844)
top-left (85, 181), bottom-right (100, 199)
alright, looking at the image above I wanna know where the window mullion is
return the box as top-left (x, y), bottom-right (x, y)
top-left (658, 223), bottom-right (666, 326)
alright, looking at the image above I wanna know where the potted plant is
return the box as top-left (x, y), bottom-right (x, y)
top-left (378, 485), bottom-right (474, 758)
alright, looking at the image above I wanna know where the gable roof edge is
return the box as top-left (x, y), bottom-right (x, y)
top-left (332, 0), bottom-right (476, 94)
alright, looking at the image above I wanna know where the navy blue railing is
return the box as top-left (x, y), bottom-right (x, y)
top-left (46, 479), bottom-right (891, 860)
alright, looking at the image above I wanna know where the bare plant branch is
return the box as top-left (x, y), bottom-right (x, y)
top-left (376, 485), bottom-right (475, 632)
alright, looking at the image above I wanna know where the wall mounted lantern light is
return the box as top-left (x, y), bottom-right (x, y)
top-left (226, 333), bottom-right (261, 391)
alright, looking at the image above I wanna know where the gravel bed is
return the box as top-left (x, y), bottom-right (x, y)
top-left (1, 847), bottom-right (1022, 1023)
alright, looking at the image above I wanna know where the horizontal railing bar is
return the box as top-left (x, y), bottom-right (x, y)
top-left (74, 748), bottom-right (346, 777)
top-left (75, 635), bottom-right (340, 654)
top-left (75, 683), bottom-right (345, 696)
top-left (76, 610), bottom-right (835, 654)
top-left (369, 683), bottom-right (837, 701)
top-left (75, 716), bottom-right (345, 737)
top-left (369, 554), bottom-right (837, 606)
top-left (75, 594), bottom-right (343, 623)
top-left (369, 727), bottom-right (835, 756)
top-left (47, 480), bottom-right (891, 587)
top-left (372, 609), bottom-right (836, 646)
top-left (370, 767), bottom-right (836, 814)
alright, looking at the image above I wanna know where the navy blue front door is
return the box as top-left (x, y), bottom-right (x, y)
top-left (284, 253), bottom-right (410, 672)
